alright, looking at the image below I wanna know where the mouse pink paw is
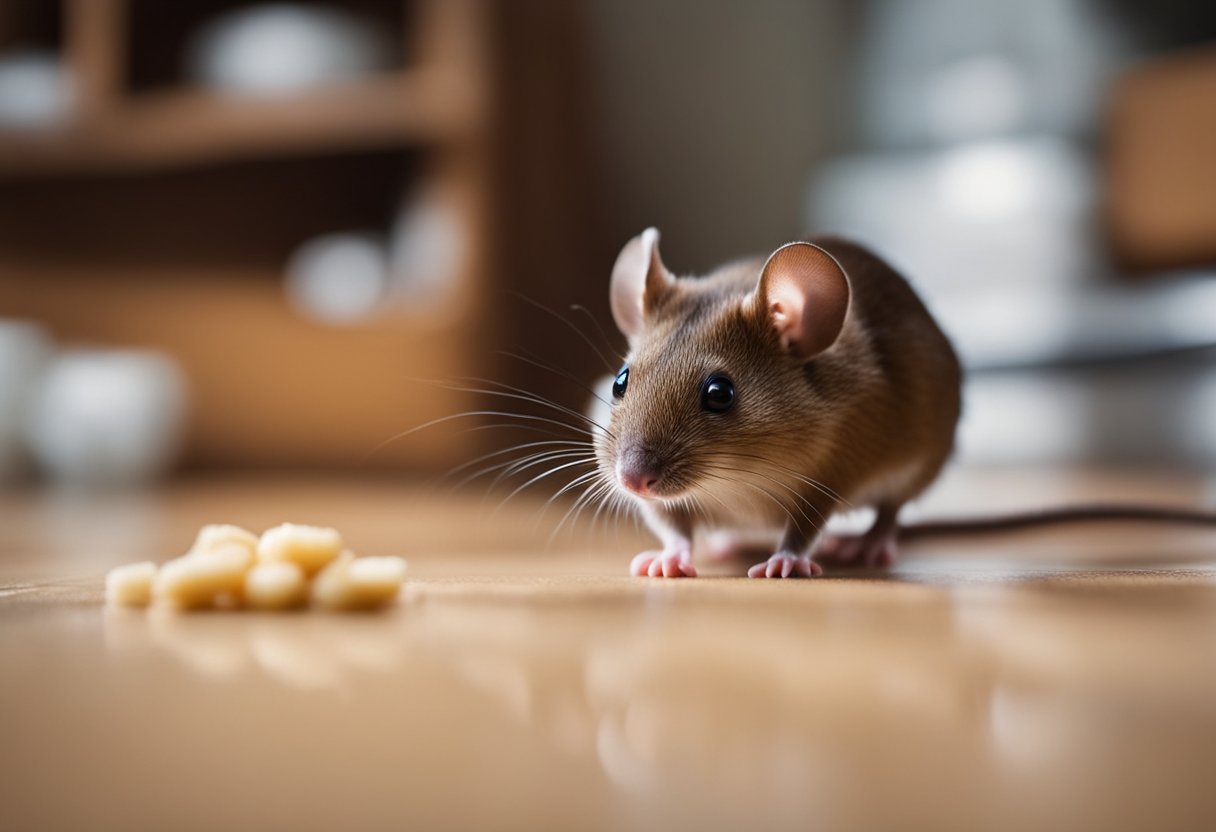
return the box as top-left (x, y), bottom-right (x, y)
top-left (817, 534), bottom-right (897, 568)
top-left (630, 549), bottom-right (697, 578)
top-left (747, 553), bottom-right (821, 579)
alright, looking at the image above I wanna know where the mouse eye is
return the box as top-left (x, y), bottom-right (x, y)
top-left (612, 366), bottom-right (629, 399)
top-left (700, 375), bottom-right (735, 413)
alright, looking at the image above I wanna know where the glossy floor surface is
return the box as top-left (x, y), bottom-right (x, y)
top-left (3, 469), bottom-right (1216, 832)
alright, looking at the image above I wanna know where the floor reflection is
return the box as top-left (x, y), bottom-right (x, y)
top-left (95, 571), bottom-right (1216, 830)
top-left (104, 606), bottom-right (413, 690)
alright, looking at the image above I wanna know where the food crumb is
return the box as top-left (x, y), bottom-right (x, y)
top-left (105, 523), bottom-right (405, 613)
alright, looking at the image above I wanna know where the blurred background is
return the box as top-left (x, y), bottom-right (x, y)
top-left (0, 0), bottom-right (1214, 495)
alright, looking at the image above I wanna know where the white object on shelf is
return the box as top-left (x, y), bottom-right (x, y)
top-left (285, 231), bottom-right (391, 324)
top-left (285, 186), bottom-right (466, 325)
top-left (854, 0), bottom-right (1123, 146)
top-left (932, 272), bottom-right (1216, 371)
top-left (24, 350), bottom-right (189, 487)
top-left (1182, 374), bottom-right (1216, 465)
top-left (388, 186), bottom-right (464, 306)
top-left (184, 4), bottom-right (394, 96)
top-left (807, 136), bottom-right (1098, 299)
top-left (0, 49), bottom-right (74, 127)
top-left (0, 320), bottom-right (53, 483)
top-left (958, 360), bottom-right (1216, 470)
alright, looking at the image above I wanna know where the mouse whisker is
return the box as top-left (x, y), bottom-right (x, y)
top-left (371, 409), bottom-right (600, 460)
top-left (695, 471), bottom-right (797, 530)
top-left (427, 426), bottom-right (594, 496)
top-left (450, 374), bottom-right (611, 430)
top-left (689, 493), bottom-right (719, 528)
top-left (445, 439), bottom-right (592, 484)
top-left (750, 475), bottom-right (828, 530)
top-left (715, 451), bottom-right (850, 508)
top-left (558, 475), bottom-right (616, 540)
top-left (599, 483), bottom-right (633, 537)
top-left (612, 486), bottom-right (641, 536)
top-left (452, 455), bottom-right (585, 499)
top-left (739, 482), bottom-right (817, 533)
top-left (567, 304), bottom-right (626, 364)
top-left (491, 457), bottom-right (601, 519)
top-left (457, 421), bottom-right (595, 447)
top-left (497, 349), bottom-right (615, 409)
top-left (505, 291), bottom-right (621, 373)
top-left (532, 469), bottom-right (603, 536)
top-left (538, 469), bottom-right (603, 526)
top-left (589, 477), bottom-right (622, 533)
top-left (548, 467), bottom-right (605, 505)
top-left (598, 474), bottom-right (640, 536)
top-left (549, 476), bottom-right (614, 542)
top-left (462, 450), bottom-right (591, 514)
top-left (482, 450), bottom-right (598, 494)
top-left (697, 471), bottom-right (790, 525)
top-left (716, 450), bottom-right (847, 501)
top-left (690, 483), bottom-right (734, 520)
top-left (675, 493), bottom-right (698, 523)
top-left (702, 469), bottom-right (822, 533)
top-left (491, 447), bottom-right (597, 478)
top-left (439, 378), bottom-right (616, 441)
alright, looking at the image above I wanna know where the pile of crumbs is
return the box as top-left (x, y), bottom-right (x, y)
top-left (105, 523), bottom-right (406, 612)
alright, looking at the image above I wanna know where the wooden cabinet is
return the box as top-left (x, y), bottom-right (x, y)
top-left (0, 0), bottom-right (501, 470)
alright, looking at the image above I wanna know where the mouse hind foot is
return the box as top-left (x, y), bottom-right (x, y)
top-left (816, 505), bottom-right (901, 569)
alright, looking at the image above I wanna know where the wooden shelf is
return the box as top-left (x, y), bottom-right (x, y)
top-left (0, 0), bottom-right (598, 473)
top-left (0, 0), bottom-right (500, 471)
top-left (0, 70), bottom-right (483, 177)
top-left (0, 266), bottom-right (482, 469)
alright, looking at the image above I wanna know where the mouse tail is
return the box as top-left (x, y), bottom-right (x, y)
top-left (896, 504), bottom-right (1216, 541)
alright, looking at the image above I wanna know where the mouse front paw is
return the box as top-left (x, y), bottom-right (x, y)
top-left (630, 549), bottom-right (697, 578)
top-left (747, 553), bottom-right (822, 579)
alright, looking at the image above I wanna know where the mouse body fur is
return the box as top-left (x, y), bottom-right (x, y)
top-left (596, 229), bottom-right (961, 578)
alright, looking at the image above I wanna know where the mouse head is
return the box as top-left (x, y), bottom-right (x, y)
top-left (598, 228), bottom-right (851, 506)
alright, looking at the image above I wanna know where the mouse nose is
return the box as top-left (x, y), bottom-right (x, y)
top-left (618, 447), bottom-right (664, 497)
top-left (620, 466), bottom-right (661, 497)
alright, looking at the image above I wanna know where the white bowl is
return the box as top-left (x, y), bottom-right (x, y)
top-left (24, 350), bottom-right (189, 487)
top-left (185, 4), bottom-right (393, 96)
top-left (0, 319), bottom-right (53, 482)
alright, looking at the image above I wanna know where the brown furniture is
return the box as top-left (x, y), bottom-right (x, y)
top-left (0, 0), bottom-right (596, 472)
top-left (1105, 45), bottom-right (1216, 272)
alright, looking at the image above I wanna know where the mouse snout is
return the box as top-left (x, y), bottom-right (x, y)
top-left (617, 445), bottom-right (665, 498)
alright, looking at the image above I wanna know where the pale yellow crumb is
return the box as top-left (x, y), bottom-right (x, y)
top-left (116, 521), bottom-right (403, 614)
top-left (105, 561), bottom-right (157, 607)
top-left (191, 524), bottom-right (259, 560)
top-left (153, 544), bottom-right (251, 610)
top-left (311, 554), bottom-right (407, 611)
top-left (257, 523), bottom-right (343, 576)
top-left (244, 561), bottom-right (308, 611)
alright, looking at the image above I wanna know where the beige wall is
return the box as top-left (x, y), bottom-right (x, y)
top-left (582, 0), bottom-right (856, 272)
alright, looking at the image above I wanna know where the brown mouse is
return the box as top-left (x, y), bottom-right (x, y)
top-left (594, 229), bottom-right (1216, 578)
top-left (595, 228), bottom-right (963, 578)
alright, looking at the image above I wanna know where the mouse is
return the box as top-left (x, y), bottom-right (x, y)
top-left (592, 228), bottom-right (1216, 579)
top-left (594, 228), bottom-right (960, 578)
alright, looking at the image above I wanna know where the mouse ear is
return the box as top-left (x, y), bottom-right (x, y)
top-left (754, 242), bottom-right (851, 360)
top-left (610, 227), bottom-right (674, 340)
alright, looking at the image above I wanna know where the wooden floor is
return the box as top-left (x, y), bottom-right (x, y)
top-left (2, 468), bottom-right (1216, 831)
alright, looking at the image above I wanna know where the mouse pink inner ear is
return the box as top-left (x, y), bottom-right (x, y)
top-left (756, 242), bottom-right (851, 360)
top-left (610, 227), bottom-right (674, 339)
